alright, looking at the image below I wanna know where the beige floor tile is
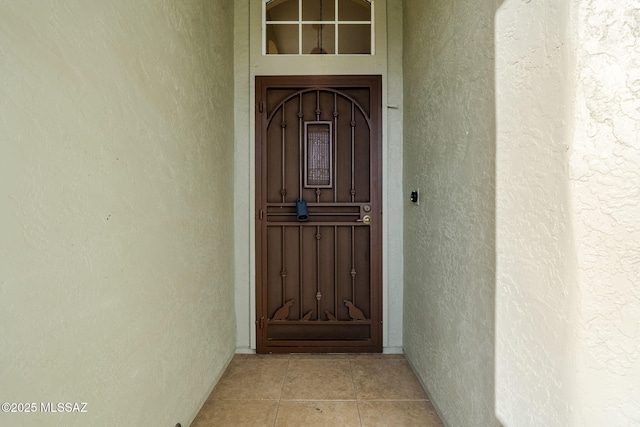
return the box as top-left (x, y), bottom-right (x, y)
top-left (210, 356), bottom-right (289, 400)
top-left (352, 359), bottom-right (428, 400)
top-left (275, 401), bottom-right (361, 427)
top-left (191, 399), bottom-right (278, 427)
top-left (358, 401), bottom-right (444, 427)
top-left (282, 359), bottom-right (356, 400)
top-left (192, 354), bottom-right (445, 426)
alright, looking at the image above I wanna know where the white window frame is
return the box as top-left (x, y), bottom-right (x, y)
top-left (263, 0), bottom-right (375, 56)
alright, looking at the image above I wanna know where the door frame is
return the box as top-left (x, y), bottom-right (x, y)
top-left (255, 75), bottom-right (383, 353)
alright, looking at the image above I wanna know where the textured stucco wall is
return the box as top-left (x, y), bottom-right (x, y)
top-left (234, 0), bottom-right (405, 353)
top-left (496, 0), bottom-right (640, 426)
top-left (495, 1), bottom-right (577, 425)
top-left (403, 1), bottom-right (500, 425)
top-left (572, 0), bottom-right (640, 425)
top-left (0, 2), bottom-right (235, 426)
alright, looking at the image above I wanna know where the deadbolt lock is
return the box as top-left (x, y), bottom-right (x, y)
top-left (357, 215), bottom-right (372, 225)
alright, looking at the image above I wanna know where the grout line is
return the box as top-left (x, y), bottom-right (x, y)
top-left (278, 398), bottom-right (359, 402)
top-left (353, 398), bottom-right (431, 402)
top-left (272, 354), bottom-right (290, 427)
top-left (210, 398), bottom-right (284, 401)
top-left (348, 358), bottom-right (363, 426)
top-left (274, 398), bottom-right (430, 402)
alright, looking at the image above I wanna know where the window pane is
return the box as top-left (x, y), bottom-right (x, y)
top-left (266, 0), bottom-right (298, 21)
top-left (264, 0), bottom-right (373, 55)
top-left (338, 24), bottom-right (370, 54)
top-left (302, 24), bottom-right (335, 54)
top-left (338, 0), bottom-right (370, 21)
top-left (305, 122), bottom-right (332, 187)
top-left (266, 24), bottom-right (299, 54)
top-left (302, 0), bottom-right (335, 21)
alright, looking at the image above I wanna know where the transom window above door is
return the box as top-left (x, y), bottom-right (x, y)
top-left (264, 0), bottom-right (373, 55)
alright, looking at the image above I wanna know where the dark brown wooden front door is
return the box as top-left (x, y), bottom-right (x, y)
top-left (255, 75), bottom-right (382, 353)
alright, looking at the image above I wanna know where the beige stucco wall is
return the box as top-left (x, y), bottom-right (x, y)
top-left (234, 0), bottom-right (405, 353)
top-left (402, 1), bottom-right (501, 425)
top-left (496, 0), bottom-right (640, 425)
top-left (0, 2), bottom-right (236, 426)
top-left (495, 0), bottom-right (577, 425)
top-left (572, 1), bottom-right (640, 423)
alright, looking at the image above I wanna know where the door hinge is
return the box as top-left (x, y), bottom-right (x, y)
top-left (259, 209), bottom-right (264, 220)
top-left (259, 101), bottom-right (265, 113)
top-left (256, 317), bottom-right (265, 329)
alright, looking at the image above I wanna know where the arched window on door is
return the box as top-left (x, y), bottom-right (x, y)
top-left (264, 0), bottom-right (373, 55)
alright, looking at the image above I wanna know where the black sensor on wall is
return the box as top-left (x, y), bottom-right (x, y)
top-left (410, 189), bottom-right (419, 204)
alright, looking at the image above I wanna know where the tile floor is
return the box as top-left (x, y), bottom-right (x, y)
top-left (192, 354), bottom-right (444, 427)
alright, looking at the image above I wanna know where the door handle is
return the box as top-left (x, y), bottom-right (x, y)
top-left (356, 215), bottom-right (372, 225)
